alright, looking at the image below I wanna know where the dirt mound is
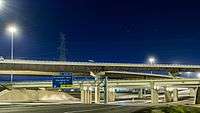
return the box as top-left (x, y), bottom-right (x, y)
top-left (0, 89), bottom-right (79, 102)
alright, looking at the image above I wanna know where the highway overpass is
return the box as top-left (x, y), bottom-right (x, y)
top-left (98, 71), bottom-right (175, 79)
top-left (0, 70), bottom-right (175, 80)
top-left (8, 79), bottom-right (200, 88)
top-left (0, 59), bottom-right (199, 76)
top-left (0, 70), bottom-right (60, 76)
top-left (6, 79), bottom-right (200, 104)
top-left (0, 59), bottom-right (200, 104)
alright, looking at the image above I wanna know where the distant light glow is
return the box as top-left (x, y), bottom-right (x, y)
top-left (197, 73), bottom-right (200, 78)
top-left (70, 89), bottom-right (74, 92)
top-left (185, 72), bottom-right (192, 78)
top-left (186, 72), bottom-right (192, 75)
top-left (148, 56), bottom-right (156, 64)
top-left (88, 60), bottom-right (95, 62)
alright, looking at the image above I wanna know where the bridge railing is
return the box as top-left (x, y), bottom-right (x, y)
top-left (0, 59), bottom-right (200, 69)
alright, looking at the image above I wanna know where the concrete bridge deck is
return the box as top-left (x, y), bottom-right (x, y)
top-left (5, 78), bottom-right (200, 88)
top-left (0, 59), bottom-right (200, 74)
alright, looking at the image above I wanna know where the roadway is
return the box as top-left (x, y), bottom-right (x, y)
top-left (8, 78), bottom-right (200, 88)
top-left (0, 103), bottom-right (145, 113)
top-left (1, 59), bottom-right (200, 74)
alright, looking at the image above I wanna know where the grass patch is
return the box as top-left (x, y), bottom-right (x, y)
top-left (134, 105), bottom-right (200, 113)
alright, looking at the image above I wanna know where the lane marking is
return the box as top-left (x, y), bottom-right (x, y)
top-left (64, 106), bottom-right (123, 113)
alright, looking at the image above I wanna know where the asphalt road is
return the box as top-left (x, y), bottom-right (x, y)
top-left (0, 103), bottom-right (145, 113)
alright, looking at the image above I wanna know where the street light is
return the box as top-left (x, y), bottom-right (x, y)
top-left (7, 24), bottom-right (18, 83)
top-left (148, 56), bottom-right (156, 64)
top-left (148, 56), bottom-right (156, 74)
top-left (0, 0), bottom-right (5, 9)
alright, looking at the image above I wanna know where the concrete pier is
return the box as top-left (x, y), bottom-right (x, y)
top-left (189, 88), bottom-right (195, 96)
top-left (151, 82), bottom-right (158, 104)
top-left (81, 86), bottom-right (92, 104)
top-left (195, 87), bottom-right (200, 104)
top-left (108, 87), bottom-right (115, 102)
top-left (164, 89), bottom-right (172, 102)
top-left (104, 77), bottom-right (108, 104)
top-left (138, 88), bottom-right (143, 98)
top-left (173, 89), bottom-right (178, 102)
top-left (94, 85), bottom-right (100, 104)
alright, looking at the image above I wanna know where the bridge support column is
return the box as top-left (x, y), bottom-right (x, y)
top-left (164, 88), bottom-right (172, 102)
top-left (81, 86), bottom-right (86, 103)
top-left (151, 82), bottom-right (158, 104)
top-left (189, 88), bottom-right (195, 96)
top-left (195, 87), bottom-right (200, 104)
top-left (108, 87), bottom-right (115, 102)
top-left (132, 89), bottom-right (135, 101)
top-left (165, 91), bottom-right (172, 102)
top-left (94, 85), bottom-right (100, 104)
top-left (173, 89), bottom-right (178, 102)
top-left (87, 87), bottom-right (93, 104)
top-left (138, 88), bottom-right (143, 98)
top-left (81, 86), bottom-right (92, 104)
top-left (104, 76), bottom-right (108, 104)
top-left (144, 88), bottom-right (147, 97)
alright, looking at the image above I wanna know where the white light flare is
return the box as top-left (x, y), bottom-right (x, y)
top-left (148, 56), bottom-right (156, 64)
top-left (7, 25), bottom-right (18, 34)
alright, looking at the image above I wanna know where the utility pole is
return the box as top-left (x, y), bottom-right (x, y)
top-left (58, 33), bottom-right (67, 61)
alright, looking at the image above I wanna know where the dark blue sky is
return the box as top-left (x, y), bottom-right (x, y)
top-left (0, 0), bottom-right (200, 64)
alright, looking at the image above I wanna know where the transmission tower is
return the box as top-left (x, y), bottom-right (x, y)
top-left (58, 33), bottom-right (67, 61)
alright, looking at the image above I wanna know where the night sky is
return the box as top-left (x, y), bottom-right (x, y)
top-left (0, 0), bottom-right (200, 64)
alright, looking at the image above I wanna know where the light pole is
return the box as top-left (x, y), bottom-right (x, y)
top-left (7, 25), bottom-right (17, 83)
top-left (0, 0), bottom-right (5, 9)
top-left (148, 56), bottom-right (156, 74)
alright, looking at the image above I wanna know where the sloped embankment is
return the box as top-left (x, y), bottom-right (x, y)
top-left (0, 89), bottom-right (79, 102)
